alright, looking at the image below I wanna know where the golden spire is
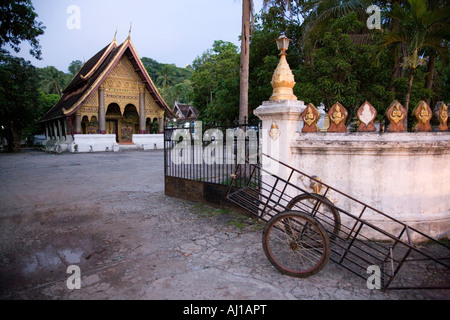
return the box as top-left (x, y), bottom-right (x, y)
top-left (270, 35), bottom-right (297, 101)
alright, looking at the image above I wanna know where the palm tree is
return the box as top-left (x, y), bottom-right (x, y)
top-left (239, 0), bottom-right (252, 124)
top-left (157, 64), bottom-right (175, 89)
top-left (239, 0), bottom-right (292, 124)
top-left (38, 66), bottom-right (71, 96)
top-left (301, 0), bottom-right (370, 46)
top-left (380, 0), bottom-right (450, 113)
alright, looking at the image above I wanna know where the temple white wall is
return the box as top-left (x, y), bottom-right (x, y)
top-left (70, 134), bottom-right (119, 153)
top-left (132, 134), bottom-right (164, 150)
top-left (42, 133), bottom-right (164, 153)
top-left (291, 132), bottom-right (450, 240)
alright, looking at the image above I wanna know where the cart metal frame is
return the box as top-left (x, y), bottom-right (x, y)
top-left (226, 153), bottom-right (450, 290)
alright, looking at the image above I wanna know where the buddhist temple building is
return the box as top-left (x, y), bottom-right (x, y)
top-left (38, 35), bottom-right (174, 153)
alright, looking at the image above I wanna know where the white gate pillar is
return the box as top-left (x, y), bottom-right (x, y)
top-left (253, 34), bottom-right (305, 178)
top-left (254, 100), bottom-right (305, 178)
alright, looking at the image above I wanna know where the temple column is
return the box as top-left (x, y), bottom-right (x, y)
top-left (75, 112), bottom-right (82, 134)
top-left (64, 117), bottom-right (72, 142)
top-left (158, 117), bottom-right (164, 133)
top-left (45, 124), bottom-right (49, 139)
top-left (98, 84), bottom-right (106, 134)
top-left (63, 118), bottom-right (68, 138)
top-left (139, 84), bottom-right (146, 134)
top-left (53, 121), bottom-right (59, 139)
top-left (57, 119), bottom-right (63, 139)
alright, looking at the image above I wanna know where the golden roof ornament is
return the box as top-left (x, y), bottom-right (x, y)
top-left (269, 35), bottom-right (297, 101)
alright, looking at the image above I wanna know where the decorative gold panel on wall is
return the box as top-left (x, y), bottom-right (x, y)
top-left (81, 56), bottom-right (161, 118)
top-left (145, 91), bottom-right (164, 119)
top-left (104, 56), bottom-right (140, 114)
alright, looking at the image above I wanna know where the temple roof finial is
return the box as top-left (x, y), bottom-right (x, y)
top-left (127, 22), bottom-right (132, 40)
top-left (113, 29), bottom-right (117, 43)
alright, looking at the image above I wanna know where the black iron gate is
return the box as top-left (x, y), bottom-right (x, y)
top-left (164, 120), bottom-right (261, 206)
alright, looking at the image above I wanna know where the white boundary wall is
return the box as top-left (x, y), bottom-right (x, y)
top-left (132, 134), bottom-right (164, 150)
top-left (255, 100), bottom-right (450, 240)
top-left (291, 132), bottom-right (450, 240)
top-left (70, 134), bottom-right (119, 153)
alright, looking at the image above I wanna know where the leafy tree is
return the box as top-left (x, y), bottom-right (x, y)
top-left (0, 0), bottom-right (45, 59)
top-left (159, 79), bottom-right (193, 109)
top-left (141, 57), bottom-right (162, 80)
top-left (68, 60), bottom-right (83, 75)
top-left (440, 63), bottom-right (450, 102)
top-left (0, 50), bottom-right (41, 152)
top-left (191, 41), bottom-right (240, 124)
top-left (189, 1), bottom-right (448, 129)
top-left (37, 89), bottom-right (59, 114)
top-left (141, 57), bottom-right (193, 108)
top-left (295, 13), bottom-right (395, 119)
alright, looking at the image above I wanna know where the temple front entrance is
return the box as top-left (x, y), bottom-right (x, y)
top-left (121, 104), bottom-right (139, 143)
top-left (106, 120), bottom-right (118, 142)
top-left (104, 103), bottom-right (140, 144)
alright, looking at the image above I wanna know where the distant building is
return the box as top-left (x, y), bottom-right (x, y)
top-left (38, 35), bottom-right (174, 152)
top-left (173, 102), bottom-right (198, 124)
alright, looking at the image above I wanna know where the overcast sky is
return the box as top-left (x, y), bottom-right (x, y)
top-left (13, 0), bottom-right (264, 72)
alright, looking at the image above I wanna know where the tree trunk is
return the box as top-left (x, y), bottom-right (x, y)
top-left (404, 66), bottom-right (415, 130)
top-left (425, 50), bottom-right (437, 105)
top-left (389, 54), bottom-right (405, 91)
top-left (6, 125), bottom-right (21, 153)
top-left (239, 0), bottom-right (251, 125)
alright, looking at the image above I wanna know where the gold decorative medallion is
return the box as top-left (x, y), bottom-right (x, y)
top-left (269, 122), bottom-right (280, 140)
top-left (301, 103), bottom-right (320, 133)
top-left (412, 101), bottom-right (432, 132)
top-left (386, 100), bottom-right (407, 132)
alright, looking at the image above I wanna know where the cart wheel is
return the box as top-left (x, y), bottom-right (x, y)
top-left (287, 193), bottom-right (341, 239)
top-left (262, 211), bottom-right (330, 278)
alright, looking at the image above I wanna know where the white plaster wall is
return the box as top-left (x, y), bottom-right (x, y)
top-left (290, 132), bottom-right (450, 240)
top-left (71, 134), bottom-right (119, 153)
top-left (132, 134), bottom-right (164, 150)
top-left (43, 135), bottom-right (74, 153)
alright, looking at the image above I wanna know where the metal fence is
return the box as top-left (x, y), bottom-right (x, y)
top-left (164, 120), bottom-right (261, 188)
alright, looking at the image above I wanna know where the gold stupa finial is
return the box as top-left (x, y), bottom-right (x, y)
top-left (269, 35), bottom-right (297, 101)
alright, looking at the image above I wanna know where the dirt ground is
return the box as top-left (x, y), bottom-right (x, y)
top-left (0, 149), bottom-right (448, 301)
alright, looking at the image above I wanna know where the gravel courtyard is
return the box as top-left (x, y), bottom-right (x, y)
top-left (0, 150), bottom-right (448, 300)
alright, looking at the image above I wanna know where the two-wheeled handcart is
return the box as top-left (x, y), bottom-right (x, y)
top-left (226, 153), bottom-right (449, 290)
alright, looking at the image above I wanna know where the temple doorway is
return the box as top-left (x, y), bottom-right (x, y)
top-left (106, 120), bottom-right (119, 142)
top-left (121, 104), bottom-right (139, 143)
top-left (106, 103), bottom-right (121, 142)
